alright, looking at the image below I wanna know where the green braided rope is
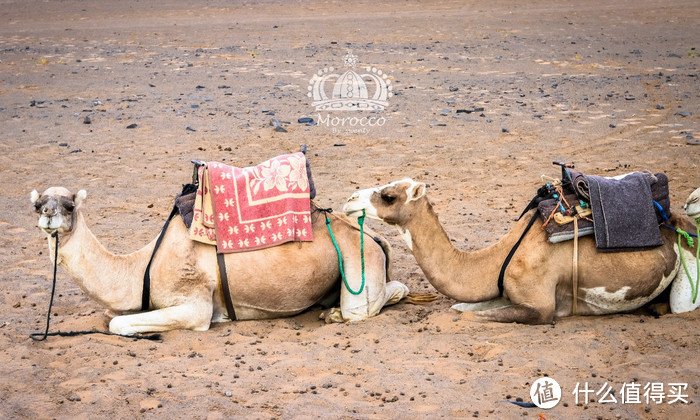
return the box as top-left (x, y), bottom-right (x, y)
top-left (677, 218), bottom-right (700, 303)
top-left (325, 211), bottom-right (366, 295)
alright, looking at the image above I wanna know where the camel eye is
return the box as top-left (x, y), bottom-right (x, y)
top-left (381, 193), bottom-right (397, 204)
top-left (64, 202), bottom-right (75, 212)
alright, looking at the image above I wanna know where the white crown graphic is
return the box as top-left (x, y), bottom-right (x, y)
top-left (308, 52), bottom-right (393, 112)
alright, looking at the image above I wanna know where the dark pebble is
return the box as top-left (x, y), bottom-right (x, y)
top-left (83, 116), bottom-right (91, 124)
top-left (624, 94), bottom-right (635, 100)
top-left (195, 85), bottom-right (205, 89)
top-left (186, 126), bottom-right (196, 132)
top-left (69, 149), bottom-right (82, 154)
top-left (298, 117), bottom-right (314, 124)
top-left (676, 111), bottom-right (691, 117)
top-left (333, 143), bottom-right (346, 147)
top-left (449, 86), bottom-right (459, 92)
top-left (149, 83), bottom-right (156, 88)
top-left (274, 126), bottom-right (288, 133)
top-left (58, 143), bottom-right (69, 147)
top-left (688, 140), bottom-right (700, 146)
top-left (655, 104), bottom-right (665, 110)
top-left (126, 123), bottom-right (138, 129)
top-left (609, 124), bottom-right (616, 128)
top-left (501, 128), bottom-right (509, 133)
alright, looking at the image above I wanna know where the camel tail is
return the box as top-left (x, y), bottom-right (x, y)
top-left (403, 292), bottom-right (439, 305)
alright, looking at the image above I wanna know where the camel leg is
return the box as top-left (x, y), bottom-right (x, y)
top-left (471, 303), bottom-right (552, 324)
top-left (451, 297), bottom-right (512, 312)
top-left (109, 300), bottom-right (213, 335)
top-left (324, 243), bottom-right (409, 323)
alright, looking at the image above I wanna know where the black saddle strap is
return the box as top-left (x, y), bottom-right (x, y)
top-left (142, 204), bottom-right (179, 311)
top-left (142, 184), bottom-right (198, 311)
top-left (497, 210), bottom-right (540, 296)
top-left (217, 252), bottom-right (236, 321)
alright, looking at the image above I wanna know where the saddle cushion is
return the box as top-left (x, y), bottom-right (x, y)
top-left (538, 171), bottom-right (671, 251)
top-left (190, 152), bottom-right (314, 252)
top-left (585, 172), bottom-right (663, 251)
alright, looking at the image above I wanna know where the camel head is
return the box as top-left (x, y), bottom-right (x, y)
top-left (685, 188), bottom-right (700, 220)
top-left (344, 178), bottom-right (426, 226)
top-left (30, 187), bottom-right (87, 235)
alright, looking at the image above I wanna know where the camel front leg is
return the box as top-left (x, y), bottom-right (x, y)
top-left (323, 281), bottom-right (410, 323)
top-left (109, 300), bottom-right (213, 335)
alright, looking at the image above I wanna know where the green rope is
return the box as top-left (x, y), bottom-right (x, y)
top-left (677, 218), bottom-right (700, 303)
top-left (325, 210), bottom-right (366, 295)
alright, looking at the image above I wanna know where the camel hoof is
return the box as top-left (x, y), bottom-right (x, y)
top-left (320, 308), bottom-right (345, 324)
top-left (104, 309), bottom-right (119, 320)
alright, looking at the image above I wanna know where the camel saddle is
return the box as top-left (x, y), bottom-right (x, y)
top-left (537, 169), bottom-right (670, 252)
top-left (144, 149), bottom-right (317, 316)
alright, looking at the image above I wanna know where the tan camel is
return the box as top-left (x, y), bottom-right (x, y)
top-left (344, 178), bottom-right (696, 324)
top-left (31, 186), bottom-right (416, 335)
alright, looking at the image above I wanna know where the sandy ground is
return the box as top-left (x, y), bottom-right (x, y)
top-left (1, 0), bottom-right (699, 418)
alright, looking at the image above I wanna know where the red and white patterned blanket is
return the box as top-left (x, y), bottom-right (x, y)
top-left (189, 152), bottom-right (313, 252)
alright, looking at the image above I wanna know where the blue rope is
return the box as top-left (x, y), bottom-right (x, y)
top-left (656, 201), bottom-right (698, 238)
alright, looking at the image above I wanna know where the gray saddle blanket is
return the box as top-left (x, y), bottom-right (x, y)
top-left (584, 172), bottom-right (664, 252)
top-left (538, 171), bottom-right (670, 252)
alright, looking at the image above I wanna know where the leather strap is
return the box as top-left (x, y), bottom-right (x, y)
top-left (217, 252), bottom-right (236, 321)
top-left (142, 205), bottom-right (178, 311)
top-left (498, 210), bottom-right (539, 296)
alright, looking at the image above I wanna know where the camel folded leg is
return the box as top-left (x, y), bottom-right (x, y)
top-left (670, 247), bottom-right (700, 314)
top-left (468, 303), bottom-right (554, 324)
top-left (451, 297), bottom-right (512, 313)
top-left (109, 301), bottom-right (213, 335)
top-left (323, 281), bottom-right (410, 323)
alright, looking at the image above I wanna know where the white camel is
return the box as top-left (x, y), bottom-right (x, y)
top-left (344, 178), bottom-right (698, 324)
top-left (669, 187), bottom-right (700, 313)
top-left (31, 186), bottom-right (422, 335)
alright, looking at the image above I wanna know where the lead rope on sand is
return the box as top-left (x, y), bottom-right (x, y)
top-left (30, 231), bottom-right (161, 342)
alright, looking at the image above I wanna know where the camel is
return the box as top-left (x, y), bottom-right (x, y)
top-left (344, 178), bottom-right (698, 324)
top-left (31, 186), bottom-right (418, 335)
top-left (669, 187), bottom-right (700, 314)
top-left (685, 187), bottom-right (700, 219)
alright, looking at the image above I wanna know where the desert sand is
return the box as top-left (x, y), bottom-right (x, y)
top-left (1, 0), bottom-right (699, 418)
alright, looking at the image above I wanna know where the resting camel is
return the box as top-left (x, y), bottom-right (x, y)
top-left (669, 187), bottom-right (700, 314)
top-left (344, 178), bottom-right (698, 324)
top-left (31, 186), bottom-right (418, 335)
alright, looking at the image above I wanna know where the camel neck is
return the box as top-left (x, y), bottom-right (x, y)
top-left (401, 199), bottom-right (521, 302)
top-left (55, 212), bottom-right (154, 311)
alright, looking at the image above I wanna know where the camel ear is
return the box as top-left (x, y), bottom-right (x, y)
top-left (74, 190), bottom-right (87, 209)
top-left (30, 190), bottom-right (40, 204)
top-left (406, 182), bottom-right (426, 202)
